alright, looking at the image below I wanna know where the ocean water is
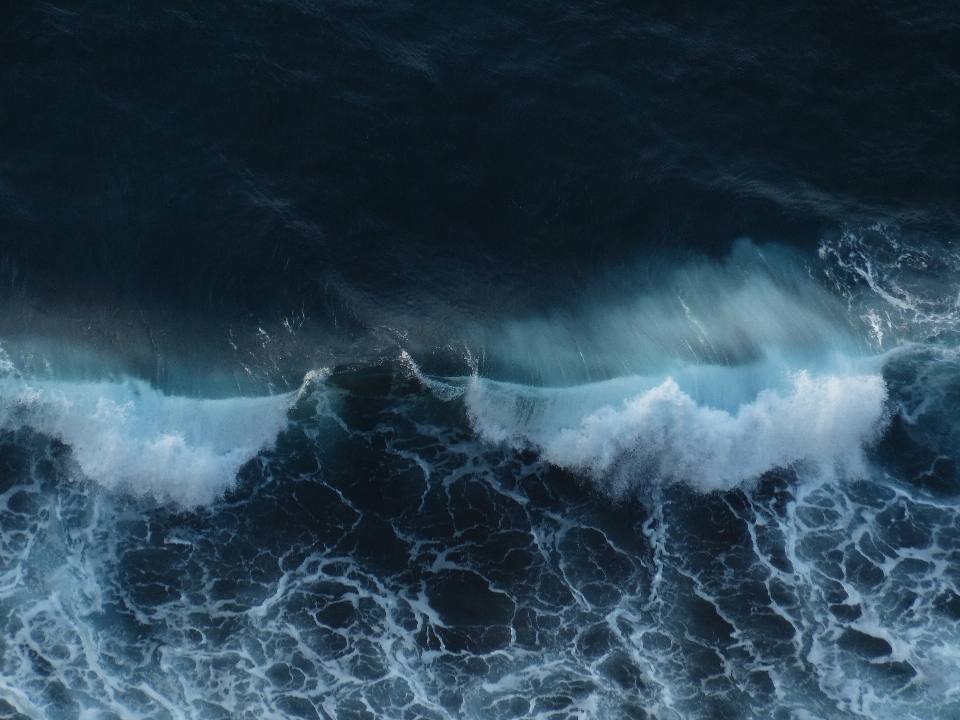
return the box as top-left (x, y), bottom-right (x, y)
top-left (1, 1), bottom-right (960, 718)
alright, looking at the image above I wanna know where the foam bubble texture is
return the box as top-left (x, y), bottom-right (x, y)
top-left (466, 371), bottom-right (889, 494)
top-left (0, 375), bottom-right (298, 506)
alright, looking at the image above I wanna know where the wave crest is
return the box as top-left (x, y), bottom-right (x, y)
top-left (466, 371), bottom-right (889, 494)
top-left (0, 370), bottom-right (302, 506)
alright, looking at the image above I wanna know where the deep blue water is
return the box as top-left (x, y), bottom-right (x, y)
top-left (1, 1), bottom-right (960, 718)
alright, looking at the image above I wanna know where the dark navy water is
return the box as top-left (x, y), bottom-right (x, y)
top-left (1, 1), bottom-right (960, 718)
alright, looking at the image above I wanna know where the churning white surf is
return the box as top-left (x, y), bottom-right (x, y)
top-left (438, 239), bottom-right (900, 494)
top-left (465, 369), bottom-right (888, 494)
top-left (0, 369), bottom-right (301, 506)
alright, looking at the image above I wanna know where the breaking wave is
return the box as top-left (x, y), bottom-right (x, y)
top-left (0, 355), bottom-right (307, 506)
top-left (413, 238), bottom-right (906, 495)
top-left (464, 370), bottom-right (889, 494)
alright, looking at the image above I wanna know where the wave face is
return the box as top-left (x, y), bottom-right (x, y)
top-left (3, 0), bottom-right (960, 718)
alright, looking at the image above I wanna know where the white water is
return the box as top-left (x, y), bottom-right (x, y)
top-left (464, 368), bottom-right (888, 494)
top-left (0, 231), bottom-right (957, 719)
top-left (424, 239), bottom-right (900, 494)
top-left (0, 361), bottom-right (303, 506)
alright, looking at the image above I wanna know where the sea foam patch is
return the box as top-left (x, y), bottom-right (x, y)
top-left (0, 370), bottom-right (301, 506)
top-left (465, 370), bottom-right (889, 494)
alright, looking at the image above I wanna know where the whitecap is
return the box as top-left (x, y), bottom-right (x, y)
top-left (0, 370), bottom-right (305, 507)
top-left (464, 368), bottom-right (889, 495)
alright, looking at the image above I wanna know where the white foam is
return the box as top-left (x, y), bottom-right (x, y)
top-left (820, 227), bottom-right (960, 347)
top-left (0, 372), bottom-right (302, 507)
top-left (465, 369), bottom-right (889, 494)
top-left (435, 239), bottom-right (899, 495)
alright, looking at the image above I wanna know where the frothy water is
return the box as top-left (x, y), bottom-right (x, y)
top-left (417, 240), bottom-right (896, 496)
top-left (0, 358), bottom-right (301, 506)
top-left (1, 231), bottom-right (959, 719)
top-left (465, 370), bottom-right (888, 494)
top-left (0, 347), bottom-right (958, 719)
